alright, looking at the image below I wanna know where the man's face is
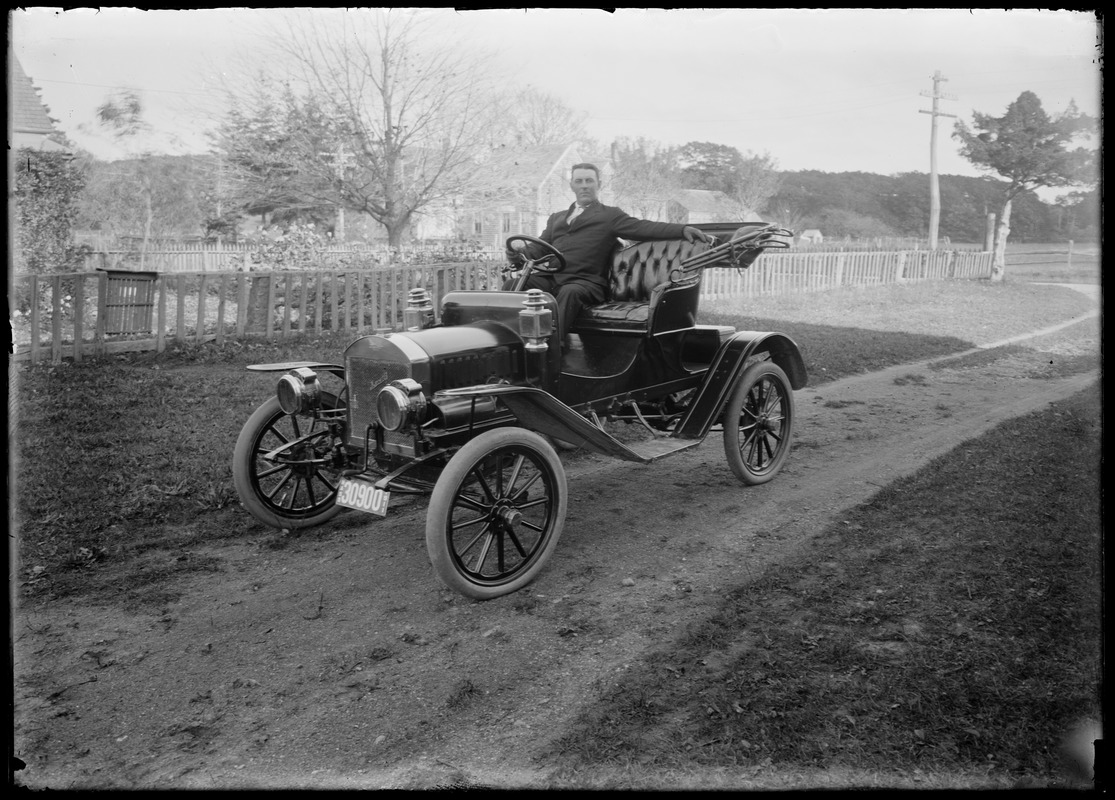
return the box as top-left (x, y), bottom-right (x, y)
top-left (569, 168), bottom-right (600, 206)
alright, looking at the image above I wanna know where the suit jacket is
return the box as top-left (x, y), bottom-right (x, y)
top-left (530, 202), bottom-right (690, 290)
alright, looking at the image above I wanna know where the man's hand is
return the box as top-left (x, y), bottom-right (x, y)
top-left (683, 226), bottom-right (711, 244)
top-left (509, 240), bottom-right (528, 252)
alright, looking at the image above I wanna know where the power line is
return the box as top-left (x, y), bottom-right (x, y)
top-left (33, 76), bottom-right (218, 99)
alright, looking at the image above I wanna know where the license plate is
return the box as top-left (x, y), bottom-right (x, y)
top-left (336, 477), bottom-right (390, 516)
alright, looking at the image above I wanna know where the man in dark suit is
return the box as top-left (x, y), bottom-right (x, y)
top-left (508, 162), bottom-right (710, 346)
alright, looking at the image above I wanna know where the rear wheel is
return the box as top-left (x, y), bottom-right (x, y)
top-left (426, 428), bottom-right (567, 599)
top-left (722, 361), bottom-right (794, 485)
top-left (232, 394), bottom-right (346, 529)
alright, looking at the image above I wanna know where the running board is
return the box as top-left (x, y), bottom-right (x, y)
top-left (436, 384), bottom-right (702, 464)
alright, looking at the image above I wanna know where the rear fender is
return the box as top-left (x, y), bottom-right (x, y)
top-left (674, 331), bottom-right (806, 439)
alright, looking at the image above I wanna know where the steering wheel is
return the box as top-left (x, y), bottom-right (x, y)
top-left (505, 235), bottom-right (566, 273)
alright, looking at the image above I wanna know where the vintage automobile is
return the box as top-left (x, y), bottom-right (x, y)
top-left (232, 222), bottom-right (805, 599)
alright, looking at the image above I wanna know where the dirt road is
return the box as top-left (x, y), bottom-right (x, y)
top-left (12, 289), bottom-right (1100, 789)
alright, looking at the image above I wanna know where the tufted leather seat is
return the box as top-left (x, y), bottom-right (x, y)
top-left (572, 239), bottom-right (711, 334)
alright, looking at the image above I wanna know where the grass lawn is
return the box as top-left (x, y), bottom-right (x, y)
top-left (542, 383), bottom-right (1102, 789)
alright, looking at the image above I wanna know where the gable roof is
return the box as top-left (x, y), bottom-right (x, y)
top-left (10, 55), bottom-right (68, 152)
top-left (482, 142), bottom-right (578, 188)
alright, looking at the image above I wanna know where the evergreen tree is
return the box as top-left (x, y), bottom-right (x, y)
top-left (953, 91), bottom-right (1096, 280)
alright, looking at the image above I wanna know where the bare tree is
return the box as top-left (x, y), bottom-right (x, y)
top-left (608, 137), bottom-right (683, 221)
top-left (499, 86), bottom-right (588, 148)
top-left (726, 151), bottom-right (783, 220)
top-left (95, 90), bottom-right (158, 265)
top-left (265, 9), bottom-right (502, 246)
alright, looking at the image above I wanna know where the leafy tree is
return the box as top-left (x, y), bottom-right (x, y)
top-left (212, 77), bottom-right (343, 233)
top-left (259, 9), bottom-right (502, 246)
top-left (13, 149), bottom-right (87, 273)
top-left (816, 208), bottom-right (896, 239)
top-left (953, 91), bottom-right (1096, 280)
top-left (1052, 189), bottom-right (1099, 242)
top-left (670, 141), bottom-right (783, 219)
top-left (77, 155), bottom-right (213, 244)
top-left (677, 141), bottom-right (744, 193)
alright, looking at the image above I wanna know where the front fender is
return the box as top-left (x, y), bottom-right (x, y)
top-left (246, 361), bottom-right (346, 379)
top-left (674, 331), bottom-right (806, 439)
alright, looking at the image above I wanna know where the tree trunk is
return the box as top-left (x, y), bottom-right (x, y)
top-left (990, 199), bottom-right (1012, 282)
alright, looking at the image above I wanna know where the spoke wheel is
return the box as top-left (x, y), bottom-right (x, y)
top-left (722, 361), bottom-right (795, 485)
top-left (232, 394), bottom-right (345, 529)
top-left (427, 428), bottom-right (567, 599)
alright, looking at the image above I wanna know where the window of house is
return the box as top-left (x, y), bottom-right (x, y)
top-left (502, 212), bottom-right (512, 233)
top-left (474, 220), bottom-right (482, 235)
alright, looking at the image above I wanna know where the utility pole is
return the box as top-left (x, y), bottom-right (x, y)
top-left (919, 71), bottom-right (957, 250)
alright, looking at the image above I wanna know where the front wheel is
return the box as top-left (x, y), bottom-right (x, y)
top-left (722, 360), bottom-right (795, 485)
top-left (426, 428), bottom-right (567, 600)
top-left (232, 394), bottom-right (346, 530)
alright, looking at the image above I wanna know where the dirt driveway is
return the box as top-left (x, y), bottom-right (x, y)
top-left (12, 288), bottom-right (1100, 789)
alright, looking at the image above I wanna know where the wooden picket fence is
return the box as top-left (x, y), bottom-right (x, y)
top-left (11, 250), bottom-right (993, 364)
top-left (701, 248), bottom-right (994, 299)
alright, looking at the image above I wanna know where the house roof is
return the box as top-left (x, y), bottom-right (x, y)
top-left (482, 142), bottom-right (578, 189)
top-left (10, 55), bottom-right (69, 152)
top-left (671, 189), bottom-right (734, 213)
top-left (10, 56), bottom-right (58, 135)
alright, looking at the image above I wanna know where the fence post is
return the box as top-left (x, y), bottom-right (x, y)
top-left (299, 272), bottom-right (309, 334)
top-left (196, 273), bottom-right (209, 343)
top-left (237, 273), bottom-right (249, 337)
top-left (95, 271), bottom-right (108, 356)
top-left (50, 274), bottom-right (63, 364)
top-left (176, 274), bottom-right (187, 342)
top-left (73, 274), bottom-right (84, 363)
top-left (266, 272), bottom-right (277, 340)
top-left (215, 274), bottom-right (227, 345)
top-left (156, 275), bottom-right (167, 353)
top-left (315, 272), bottom-right (324, 334)
top-left (29, 276), bottom-right (41, 363)
top-left (355, 271), bottom-right (365, 333)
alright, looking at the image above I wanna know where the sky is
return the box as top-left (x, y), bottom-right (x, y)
top-left (10, 7), bottom-right (1101, 195)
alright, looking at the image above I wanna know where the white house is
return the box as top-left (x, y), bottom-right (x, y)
top-left (666, 189), bottom-right (761, 225)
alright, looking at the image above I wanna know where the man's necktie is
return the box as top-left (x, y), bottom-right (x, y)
top-left (567, 205), bottom-right (584, 225)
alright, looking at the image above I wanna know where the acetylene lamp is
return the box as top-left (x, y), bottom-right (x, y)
top-left (404, 288), bottom-right (436, 331)
top-left (518, 289), bottom-right (553, 351)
